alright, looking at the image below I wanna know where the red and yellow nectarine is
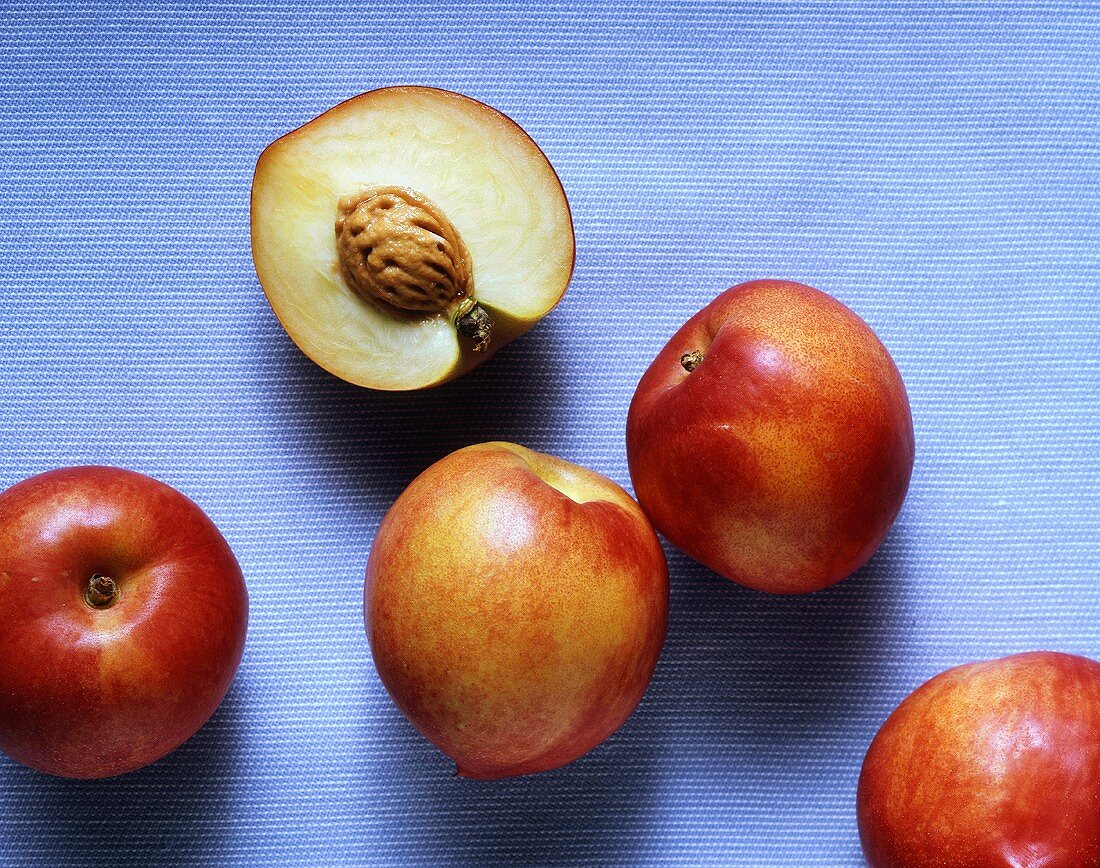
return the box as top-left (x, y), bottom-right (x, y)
top-left (365, 442), bottom-right (668, 779)
top-left (0, 467), bottom-right (248, 779)
top-left (858, 651), bottom-right (1100, 867)
top-left (627, 279), bottom-right (914, 594)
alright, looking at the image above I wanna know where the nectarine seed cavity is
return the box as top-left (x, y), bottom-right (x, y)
top-left (84, 573), bottom-right (119, 609)
top-left (680, 350), bottom-right (704, 372)
top-left (335, 186), bottom-right (493, 352)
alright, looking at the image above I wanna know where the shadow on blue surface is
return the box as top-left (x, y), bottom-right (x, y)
top-left (658, 528), bottom-right (911, 735)
top-left (351, 523), bottom-right (911, 864)
top-left (258, 304), bottom-right (575, 516)
top-left (1, 678), bottom-right (250, 867)
top-left (367, 686), bottom-right (663, 864)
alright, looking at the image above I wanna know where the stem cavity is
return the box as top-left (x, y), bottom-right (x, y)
top-left (680, 350), bottom-right (704, 372)
top-left (85, 573), bottom-right (120, 610)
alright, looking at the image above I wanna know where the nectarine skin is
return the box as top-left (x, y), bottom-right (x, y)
top-left (0, 467), bottom-right (248, 779)
top-left (626, 280), bottom-right (914, 593)
top-left (365, 442), bottom-right (668, 779)
top-left (858, 652), bottom-right (1100, 867)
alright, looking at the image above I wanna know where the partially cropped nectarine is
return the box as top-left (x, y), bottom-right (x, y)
top-left (365, 442), bottom-right (668, 779)
top-left (858, 651), bottom-right (1100, 867)
top-left (251, 86), bottom-right (575, 390)
top-left (0, 467), bottom-right (248, 779)
top-left (626, 279), bottom-right (913, 594)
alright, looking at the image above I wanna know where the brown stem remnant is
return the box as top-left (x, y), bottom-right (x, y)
top-left (454, 299), bottom-right (494, 353)
top-left (85, 573), bottom-right (120, 609)
top-left (680, 350), bottom-right (704, 372)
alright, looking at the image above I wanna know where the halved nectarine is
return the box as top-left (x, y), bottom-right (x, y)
top-left (251, 86), bottom-right (575, 390)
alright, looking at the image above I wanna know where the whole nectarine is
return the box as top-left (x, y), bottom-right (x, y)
top-left (626, 279), bottom-right (914, 593)
top-left (0, 467), bottom-right (248, 778)
top-left (365, 442), bottom-right (668, 779)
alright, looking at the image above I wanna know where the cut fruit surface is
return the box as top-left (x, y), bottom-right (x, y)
top-left (251, 86), bottom-right (575, 390)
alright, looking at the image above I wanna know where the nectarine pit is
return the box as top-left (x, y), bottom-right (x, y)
top-left (84, 573), bottom-right (119, 609)
top-left (335, 186), bottom-right (493, 351)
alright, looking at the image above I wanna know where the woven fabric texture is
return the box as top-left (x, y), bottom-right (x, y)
top-left (1, 1), bottom-right (1098, 864)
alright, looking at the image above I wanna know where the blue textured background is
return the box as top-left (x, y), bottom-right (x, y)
top-left (1, 1), bottom-right (1098, 864)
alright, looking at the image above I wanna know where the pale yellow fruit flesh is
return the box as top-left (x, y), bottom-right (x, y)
top-left (251, 87), bottom-right (574, 391)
